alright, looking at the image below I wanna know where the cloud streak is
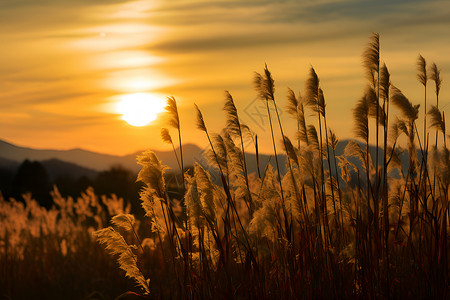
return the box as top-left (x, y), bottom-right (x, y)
top-left (2, 0), bottom-right (450, 154)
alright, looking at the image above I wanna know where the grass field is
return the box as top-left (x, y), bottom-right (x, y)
top-left (2, 34), bottom-right (449, 299)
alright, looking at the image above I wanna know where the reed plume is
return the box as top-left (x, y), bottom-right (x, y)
top-left (137, 151), bottom-right (168, 198)
top-left (254, 66), bottom-right (285, 205)
top-left (380, 64), bottom-right (391, 101)
top-left (286, 88), bottom-right (301, 148)
top-left (94, 227), bottom-right (150, 294)
top-left (417, 55), bottom-right (428, 147)
top-left (282, 135), bottom-right (299, 167)
top-left (379, 63), bottom-right (391, 269)
top-left (194, 104), bottom-right (207, 132)
top-left (430, 62), bottom-right (442, 147)
top-left (164, 97), bottom-right (184, 189)
top-left (428, 106), bottom-right (446, 140)
top-left (223, 91), bottom-right (253, 212)
top-left (362, 33), bottom-right (380, 89)
top-left (161, 128), bottom-right (173, 145)
top-left (305, 68), bottom-right (320, 113)
top-left (111, 214), bottom-right (136, 232)
top-left (254, 64), bottom-right (275, 101)
top-left (390, 86), bottom-right (420, 199)
top-left (430, 63), bottom-right (442, 101)
top-left (307, 125), bottom-right (320, 152)
top-left (390, 86), bottom-right (419, 122)
top-left (305, 67), bottom-right (328, 244)
top-left (161, 128), bottom-right (181, 172)
top-left (417, 55), bottom-right (428, 87)
top-left (353, 96), bottom-right (369, 141)
top-left (286, 88), bottom-right (299, 118)
top-left (195, 103), bottom-right (254, 260)
top-left (166, 97), bottom-right (179, 129)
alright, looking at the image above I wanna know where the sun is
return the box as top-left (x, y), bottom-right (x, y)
top-left (117, 93), bottom-right (166, 126)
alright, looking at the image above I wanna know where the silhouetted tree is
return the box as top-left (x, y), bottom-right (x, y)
top-left (12, 160), bottom-right (52, 208)
top-left (93, 165), bottom-right (142, 215)
top-left (0, 167), bottom-right (14, 199)
top-left (54, 174), bottom-right (94, 198)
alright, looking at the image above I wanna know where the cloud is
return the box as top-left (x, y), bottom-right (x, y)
top-left (1, 90), bottom-right (97, 108)
top-left (145, 0), bottom-right (450, 57)
top-left (148, 0), bottom-right (443, 26)
top-left (2, 0), bottom-right (450, 154)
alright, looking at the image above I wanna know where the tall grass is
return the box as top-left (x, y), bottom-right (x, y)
top-left (0, 187), bottom-right (134, 299)
top-left (95, 34), bottom-right (449, 299)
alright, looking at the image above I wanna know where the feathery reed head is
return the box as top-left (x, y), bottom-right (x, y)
top-left (297, 101), bottom-right (309, 145)
top-left (417, 54), bottom-right (428, 86)
top-left (111, 214), bottom-right (136, 231)
top-left (428, 105), bottom-right (445, 134)
top-left (282, 135), bottom-right (299, 166)
top-left (94, 227), bottom-right (150, 294)
top-left (318, 88), bottom-right (326, 117)
top-left (305, 67), bottom-right (320, 110)
top-left (307, 125), bottom-right (319, 150)
top-left (390, 85), bottom-right (419, 122)
top-left (430, 62), bottom-right (442, 97)
top-left (194, 103), bottom-right (207, 132)
top-left (223, 90), bottom-right (241, 137)
top-left (211, 133), bottom-right (228, 170)
top-left (286, 87), bottom-right (308, 144)
top-left (286, 88), bottom-right (299, 118)
top-left (136, 151), bottom-right (168, 197)
top-left (353, 95), bottom-right (369, 141)
top-left (254, 64), bottom-right (275, 101)
top-left (161, 128), bottom-right (173, 145)
top-left (240, 123), bottom-right (256, 145)
top-left (254, 72), bottom-right (264, 99)
top-left (380, 63), bottom-right (390, 99)
top-left (264, 64), bottom-right (275, 100)
top-left (390, 118), bottom-right (408, 142)
top-left (365, 86), bottom-right (385, 125)
top-left (194, 163), bottom-right (217, 220)
top-left (328, 129), bottom-right (339, 150)
top-left (165, 96), bottom-right (180, 129)
top-left (362, 32), bottom-right (380, 86)
top-left (185, 174), bottom-right (203, 228)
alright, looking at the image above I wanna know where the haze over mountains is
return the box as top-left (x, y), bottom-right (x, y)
top-left (0, 137), bottom-right (412, 208)
top-left (0, 138), bottom-right (284, 204)
top-left (0, 138), bottom-right (408, 180)
top-left (0, 139), bottom-right (203, 173)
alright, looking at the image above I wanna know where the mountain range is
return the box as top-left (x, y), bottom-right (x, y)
top-left (0, 138), bottom-right (410, 181)
top-left (0, 139), bottom-right (203, 174)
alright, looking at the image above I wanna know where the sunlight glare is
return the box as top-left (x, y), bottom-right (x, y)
top-left (117, 93), bottom-right (166, 126)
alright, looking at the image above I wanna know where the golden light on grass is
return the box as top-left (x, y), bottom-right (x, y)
top-left (117, 93), bottom-right (166, 126)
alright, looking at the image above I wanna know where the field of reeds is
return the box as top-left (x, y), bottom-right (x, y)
top-left (0, 187), bottom-right (138, 299)
top-left (1, 33), bottom-right (449, 299)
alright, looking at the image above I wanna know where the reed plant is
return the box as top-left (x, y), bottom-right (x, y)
top-left (0, 187), bottom-right (133, 299)
top-left (94, 34), bottom-right (449, 299)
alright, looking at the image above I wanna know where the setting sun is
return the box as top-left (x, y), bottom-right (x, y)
top-left (117, 93), bottom-right (166, 126)
top-left (2, 0), bottom-right (450, 298)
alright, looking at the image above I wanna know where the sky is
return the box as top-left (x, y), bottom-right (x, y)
top-left (1, 0), bottom-right (450, 156)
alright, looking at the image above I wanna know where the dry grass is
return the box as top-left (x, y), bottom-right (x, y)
top-left (0, 187), bottom-right (136, 299)
top-left (94, 33), bottom-right (449, 299)
top-left (2, 33), bottom-right (448, 299)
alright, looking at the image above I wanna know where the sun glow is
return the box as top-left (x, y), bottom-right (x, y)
top-left (117, 93), bottom-right (166, 126)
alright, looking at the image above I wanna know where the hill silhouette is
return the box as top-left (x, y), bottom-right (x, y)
top-left (0, 139), bottom-right (202, 173)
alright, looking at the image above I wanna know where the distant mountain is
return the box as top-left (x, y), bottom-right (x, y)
top-left (0, 139), bottom-right (203, 173)
top-left (0, 138), bottom-right (410, 179)
top-left (40, 159), bottom-right (98, 181)
top-left (0, 156), bottom-right (20, 171)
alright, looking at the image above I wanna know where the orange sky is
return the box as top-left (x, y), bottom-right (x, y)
top-left (1, 0), bottom-right (450, 155)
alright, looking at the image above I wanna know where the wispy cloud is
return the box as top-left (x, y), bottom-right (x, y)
top-left (1, 0), bottom-right (449, 154)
